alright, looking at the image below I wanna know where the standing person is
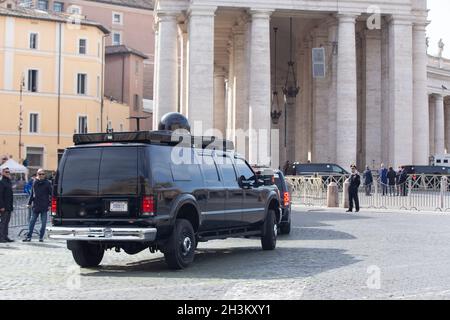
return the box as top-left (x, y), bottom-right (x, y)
top-left (363, 165), bottom-right (373, 196)
top-left (346, 164), bottom-right (361, 213)
top-left (395, 166), bottom-right (402, 196)
top-left (283, 161), bottom-right (291, 176)
top-left (0, 167), bottom-right (14, 243)
top-left (379, 164), bottom-right (388, 196)
top-left (23, 169), bottom-right (52, 242)
top-left (387, 167), bottom-right (397, 196)
top-left (398, 166), bottom-right (408, 196)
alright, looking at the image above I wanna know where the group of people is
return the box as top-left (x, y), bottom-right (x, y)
top-left (0, 167), bottom-right (52, 243)
top-left (372, 164), bottom-right (409, 197)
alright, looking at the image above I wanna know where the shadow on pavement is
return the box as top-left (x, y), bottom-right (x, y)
top-left (82, 246), bottom-right (360, 280)
top-left (281, 227), bottom-right (356, 241)
top-left (292, 210), bottom-right (371, 228)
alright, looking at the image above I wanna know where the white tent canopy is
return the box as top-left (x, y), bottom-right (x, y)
top-left (0, 159), bottom-right (29, 174)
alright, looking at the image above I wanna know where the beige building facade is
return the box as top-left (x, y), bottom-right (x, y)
top-left (0, 6), bottom-right (129, 171)
top-left (152, 0), bottom-right (447, 170)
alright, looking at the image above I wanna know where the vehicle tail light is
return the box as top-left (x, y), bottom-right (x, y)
top-left (141, 195), bottom-right (155, 217)
top-left (283, 192), bottom-right (290, 207)
top-left (51, 197), bottom-right (57, 216)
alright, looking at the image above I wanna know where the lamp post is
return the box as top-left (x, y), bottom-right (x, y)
top-left (18, 74), bottom-right (25, 161)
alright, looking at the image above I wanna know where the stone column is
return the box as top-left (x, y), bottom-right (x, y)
top-left (214, 68), bottom-right (226, 136)
top-left (226, 39), bottom-right (235, 141)
top-left (381, 18), bottom-right (390, 164)
top-left (233, 24), bottom-right (249, 152)
top-left (429, 95), bottom-right (435, 155)
top-left (327, 20), bottom-right (338, 164)
top-left (248, 9), bottom-right (272, 166)
top-left (152, 22), bottom-right (159, 129)
top-left (178, 25), bottom-right (188, 116)
top-left (154, 11), bottom-right (179, 127)
top-left (312, 27), bottom-right (329, 163)
top-left (364, 29), bottom-right (382, 168)
top-left (435, 94), bottom-right (445, 154)
top-left (388, 16), bottom-right (414, 167)
top-left (412, 21), bottom-right (430, 164)
top-left (336, 13), bottom-right (358, 169)
top-left (187, 6), bottom-right (217, 134)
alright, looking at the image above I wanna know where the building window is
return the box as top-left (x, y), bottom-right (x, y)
top-left (77, 73), bottom-right (87, 95)
top-left (135, 60), bottom-right (139, 75)
top-left (37, 0), bottom-right (48, 10)
top-left (96, 76), bottom-right (100, 98)
top-left (57, 149), bottom-right (65, 165)
top-left (78, 116), bottom-right (88, 134)
top-left (134, 94), bottom-right (140, 111)
top-left (29, 33), bottom-right (38, 49)
top-left (26, 147), bottom-right (44, 170)
top-left (312, 47), bottom-right (326, 78)
top-left (119, 123), bottom-right (123, 132)
top-left (112, 32), bottom-right (121, 45)
top-left (29, 113), bottom-right (39, 133)
top-left (19, 0), bottom-right (33, 7)
top-left (27, 69), bottom-right (38, 92)
top-left (68, 5), bottom-right (81, 15)
top-left (79, 39), bottom-right (87, 54)
top-left (53, 2), bottom-right (64, 12)
top-left (112, 12), bottom-right (123, 25)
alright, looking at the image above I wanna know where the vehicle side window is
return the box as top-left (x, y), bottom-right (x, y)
top-left (235, 158), bottom-right (255, 180)
top-left (217, 155), bottom-right (238, 187)
top-left (198, 153), bottom-right (220, 182)
top-left (61, 148), bottom-right (101, 195)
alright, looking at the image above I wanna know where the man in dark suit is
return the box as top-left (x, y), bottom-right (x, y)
top-left (347, 164), bottom-right (361, 213)
top-left (0, 167), bottom-right (14, 242)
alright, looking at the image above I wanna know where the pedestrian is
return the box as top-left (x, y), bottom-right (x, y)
top-left (363, 165), bottom-right (373, 196)
top-left (396, 166), bottom-right (402, 196)
top-left (283, 160), bottom-right (291, 176)
top-left (23, 168), bottom-right (52, 242)
top-left (346, 164), bottom-right (361, 213)
top-left (379, 163), bottom-right (388, 196)
top-left (387, 166), bottom-right (396, 196)
top-left (0, 167), bottom-right (14, 243)
top-left (398, 166), bottom-right (408, 196)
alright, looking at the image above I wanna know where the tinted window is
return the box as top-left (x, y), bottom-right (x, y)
top-left (295, 164), bottom-right (333, 173)
top-left (198, 154), bottom-right (220, 182)
top-left (235, 158), bottom-right (255, 180)
top-left (99, 147), bottom-right (137, 195)
top-left (61, 148), bottom-right (101, 195)
top-left (217, 156), bottom-right (238, 186)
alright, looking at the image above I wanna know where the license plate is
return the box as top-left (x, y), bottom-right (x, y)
top-left (110, 201), bottom-right (128, 212)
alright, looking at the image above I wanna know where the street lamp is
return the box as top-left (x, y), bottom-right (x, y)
top-left (282, 17), bottom-right (300, 106)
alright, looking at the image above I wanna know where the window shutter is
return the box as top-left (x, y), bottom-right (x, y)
top-left (312, 47), bottom-right (326, 78)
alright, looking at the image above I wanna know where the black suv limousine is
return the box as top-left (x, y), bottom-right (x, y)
top-left (48, 113), bottom-right (281, 270)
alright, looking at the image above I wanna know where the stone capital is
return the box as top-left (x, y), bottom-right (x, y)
top-left (386, 15), bottom-right (413, 26)
top-left (188, 5), bottom-right (217, 18)
top-left (337, 12), bottom-right (359, 23)
top-left (156, 10), bottom-right (180, 22)
top-left (248, 8), bottom-right (273, 19)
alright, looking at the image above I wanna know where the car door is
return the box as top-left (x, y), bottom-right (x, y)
top-left (216, 152), bottom-right (243, 228)
top-left (197, 151), bottom-right (226, 231)
top-left (234, 157), bottom-right (266, 225)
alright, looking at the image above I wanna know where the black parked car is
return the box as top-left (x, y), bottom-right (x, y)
top-left (290, 163), bottom-right (349, 176)
top-left (273, 170), bottom-right (291, 235)
top-left (48, 114), bottom-right (281, 270)
top-left (402, 165), bottom-right (450, 189)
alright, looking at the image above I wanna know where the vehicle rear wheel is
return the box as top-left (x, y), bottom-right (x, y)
top-left (164, 219), bottom-right (196, 270)
top-left (261, 209), bottom-right (277, 250)
top-left (71, 243), bottom-right (104, 268)
top-left (280, 220), bottom-right (291, 235)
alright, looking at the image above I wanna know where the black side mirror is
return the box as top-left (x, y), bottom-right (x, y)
top-left (238, 175), bottom-right (253, 189)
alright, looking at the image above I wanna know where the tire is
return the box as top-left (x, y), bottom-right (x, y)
top-left (280, 220), bottom-right (291, 235)
top-left (164, 219), bottom-right (196, 270)
top-left (261, 209), bottom-right (277, 250)
top-left (71, 243), bottom-right (104, 268)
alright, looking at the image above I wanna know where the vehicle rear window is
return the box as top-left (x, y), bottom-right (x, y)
top-left (295, 164), bottom-right (332, 173)
top-left (61, 148), bottom-right (101, 196)
top-left (60, 147), bottom-right (138, 196)
top-left (99, 147), bottom-right (138, 195)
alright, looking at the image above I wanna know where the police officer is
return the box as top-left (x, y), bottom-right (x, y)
top-left (346, 164), bottom-right (361, 213)
top-left (0, 167), bottom-right (14, 243)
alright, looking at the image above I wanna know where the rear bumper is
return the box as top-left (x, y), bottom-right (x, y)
top-left (46, 226), bottom-right (157, 242)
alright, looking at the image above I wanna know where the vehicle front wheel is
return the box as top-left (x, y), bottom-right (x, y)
top-left (280, 221), bottom-right (291, 235)
top-left (163, 219), bottom-right (196, 270)
top-left (71, 242), bottom-right (104, 268)
top-left (261, 209), bottom-right (277, 250)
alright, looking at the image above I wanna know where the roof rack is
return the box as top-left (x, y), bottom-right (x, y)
top-left (73, 130), bottom-right (234, 151)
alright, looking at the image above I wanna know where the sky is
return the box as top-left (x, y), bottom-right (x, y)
top-left (427, 0), bottom-right (450, 58)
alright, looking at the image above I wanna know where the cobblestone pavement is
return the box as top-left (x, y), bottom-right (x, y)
top-left (3, 206), bottom-right (450, 299)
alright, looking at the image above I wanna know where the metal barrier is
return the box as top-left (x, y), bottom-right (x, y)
top-left (10, 194), bottom-right (31, 228)
top-left (287, 174), bottom-right (450, 212)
